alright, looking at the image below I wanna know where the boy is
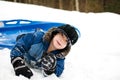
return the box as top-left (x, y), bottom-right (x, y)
top-left (10, 24), bottom-right (79, 79)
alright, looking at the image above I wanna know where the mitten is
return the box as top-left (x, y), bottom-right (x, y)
top-left (39, 53), bottom-right (57, 76)
top-left (11, 57), bottom-right (33, 79)
top-left (40, 53), bottom-right (57, 71)
top-left (36, 53), bottom-right (65, 76)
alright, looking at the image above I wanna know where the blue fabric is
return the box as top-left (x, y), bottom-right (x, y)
top-left (55, 58), bottom-right (65, 77)
top-left (10, 30), bottom-right (65, 77)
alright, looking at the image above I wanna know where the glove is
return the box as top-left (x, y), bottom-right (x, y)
top-left (39, 53), bottom-right (57, 76)
top-left (11, 57), bottom-right (33, 79)
top-left (40, 53), bottom-right (57, 71)
top-left (36, 53), bottom-right (65, 76)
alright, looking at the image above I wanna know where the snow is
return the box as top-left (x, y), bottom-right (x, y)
top-left (0, 1), bottom-right (120, 80)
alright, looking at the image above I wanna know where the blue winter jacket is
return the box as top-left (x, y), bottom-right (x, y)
top-left (10, 30), bottom-right (65, 77)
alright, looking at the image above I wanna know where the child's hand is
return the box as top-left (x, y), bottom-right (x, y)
top-left (11, 57), bottom-right (33, 79)
top-left (40, 53), bottom-right (57, 71)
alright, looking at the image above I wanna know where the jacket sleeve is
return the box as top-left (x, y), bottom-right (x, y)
top-left (55, 58), bottom-right (65, 77)
top-left (10, 33), bottom-right (35, 59)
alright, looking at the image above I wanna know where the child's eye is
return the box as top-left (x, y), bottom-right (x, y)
top-left (60, 33), bottom-right (68, 42)
top-left (66, 40), bottom-right (68, 42)
top-left (61, 33), bottom-right (64, 36)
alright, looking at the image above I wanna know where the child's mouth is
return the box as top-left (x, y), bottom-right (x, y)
top-left (57, 40), bottom-right (61, 46)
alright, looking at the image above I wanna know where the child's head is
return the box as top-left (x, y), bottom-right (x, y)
top-left (51, 30), bottom-right (69, 50)
top-left (52, 24), bottom-right (78, 45)
top-left (44, 24), bottom-right (79, 56)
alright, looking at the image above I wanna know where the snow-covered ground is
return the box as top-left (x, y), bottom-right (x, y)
top-left (0, 1), bottom-right (120, 80)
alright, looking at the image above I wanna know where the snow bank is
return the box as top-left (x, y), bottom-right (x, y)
top-left (0, 1), bottom-right (120, 80)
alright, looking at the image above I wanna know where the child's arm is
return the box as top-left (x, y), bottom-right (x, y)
top-left (10, 33), bottom-right (35, 78)
top-left (55, 58), bottom-right (65, 77)
top-left (10, 33), bottom-right (35, 58)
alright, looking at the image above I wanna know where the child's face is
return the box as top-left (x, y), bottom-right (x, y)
top-left (52, 33), bottom-right (68, 50)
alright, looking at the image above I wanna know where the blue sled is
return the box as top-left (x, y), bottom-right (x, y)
top-left (0, 19), bottom-right (65, 49)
